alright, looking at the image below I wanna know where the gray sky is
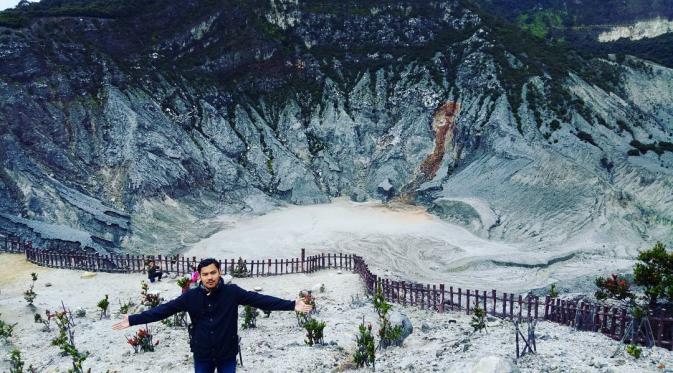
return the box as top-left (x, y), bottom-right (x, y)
top-left (0, 0), bottom-right (35, 11)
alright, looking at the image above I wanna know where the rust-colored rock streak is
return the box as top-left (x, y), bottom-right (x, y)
top-left (419, 102), bottom-right (460, 180)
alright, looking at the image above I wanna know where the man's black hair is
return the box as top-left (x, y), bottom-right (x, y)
top-left (197, 258), bottom-right (221, 273)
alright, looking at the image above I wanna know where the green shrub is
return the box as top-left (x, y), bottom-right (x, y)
top-left (575, 131), bottom-right (598, 147)
top-left (51, 310), bottom-right (89, 372)
top-left (594, 274), bottom-right (633, 302)
top-left (353, 317), bottom-right (375, 369)
top-left (176, 277), bottom-right (190, 289)
top-left (626, 344), bottom-right (642, 359)
top-left (9, 348), bottom-right (35, 373)
top-left (1, 313), bottom-right (17, 339)
top-left (633, 242), bottom-right (673, 306)
top-left (303, 317), bottom-right (326, 346)
top-left (119, 299), bottom-right (135, 314)
top-left (242, 305), bottom-right (259, 329)
top-left (549, 284), bottom-right (558, 298)
top-left (24, 272), bottom-right (37, 306)
top-left (470, 303), bottom-right (487, 333)
top-left (230, 257), bottom-right (249, 278)
top-left (97, 294), bottom-right (110, 320)
top-left (140, 281), bottom-right (162, 308)
top-left (373, 285), bottom-right (403, 348)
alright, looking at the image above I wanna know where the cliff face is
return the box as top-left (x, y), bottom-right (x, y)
top-left (0, 0), bottom-right (671, 254)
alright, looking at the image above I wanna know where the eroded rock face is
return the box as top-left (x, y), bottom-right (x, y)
top-left (0, 1), bottom-right (671, 253)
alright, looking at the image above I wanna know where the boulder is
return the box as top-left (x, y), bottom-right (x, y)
top-left (80, 271), bottom-right (96, 279)
top-left (378, 178), bottom-right (394, 192)
top-left (350, 188), bottom-right (368, 202)
top-left (388, 310), bottom-right (413, 343)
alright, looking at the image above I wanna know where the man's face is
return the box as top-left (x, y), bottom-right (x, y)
top-left (200, 263), bottom-right (221, 290)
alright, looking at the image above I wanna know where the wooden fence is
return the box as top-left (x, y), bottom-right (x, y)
top-left (1, 234), bottom-right (26, 253)
top-left (2, 234), bottom-right (672, 350)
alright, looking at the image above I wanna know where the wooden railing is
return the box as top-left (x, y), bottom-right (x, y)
top-left (1, 234), bottom-right (26, 253)
top-left (2, 234), bottom-right (672, 350)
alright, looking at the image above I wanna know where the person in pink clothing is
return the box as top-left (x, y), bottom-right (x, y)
top-left (189, 265), bottom-right (200, 289)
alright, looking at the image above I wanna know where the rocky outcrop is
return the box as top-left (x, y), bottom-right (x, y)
top-left (0, 0), bottom-right (672, 254)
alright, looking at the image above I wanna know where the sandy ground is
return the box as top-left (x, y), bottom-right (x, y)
top-left (1, 254), bottom-right (672, 372)
top-left (184, 199), bottom-right (636, 293)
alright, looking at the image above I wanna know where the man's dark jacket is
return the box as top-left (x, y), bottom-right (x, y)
top-left (128, 279), bottom-right (295, 360)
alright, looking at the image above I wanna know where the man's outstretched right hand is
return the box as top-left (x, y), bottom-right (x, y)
top-left (112, 314), bottom-right (130, 330)
top-left (294, 298), bottom-right (313, 314)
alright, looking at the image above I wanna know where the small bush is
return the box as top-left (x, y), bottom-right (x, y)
top-left (119, 299), bottom-right (135, 314)
top-left (24, 272), bottom-right (37, 306)
top-left (595, 274), bottom-right (633, 302)
top-left (33, 310), bottom-right (53, 331)
top-left (97, 295), bottom-right (110, 320)
top-left (353, 317), bottom-right (375, 369)
top-left (127, 326), bottom-right (159, 353)
top-left (575, 131), bottom-right (598, 147)
top-left (9, 348), bottom-right (36, 373)
top-left (242, 306), bottom-right (259, 329)
top-left (230, 257), bottom-right (249, 278)
top-left (633, 242), bottom-right (673, 306)
top-left (1, 313), bottom-right (17, 339)
top-left (626, 344), bottom-right (642, 359)
top-left (140, 281), bottom-right (162, 308)
top-left (303, 317), bottom-right (326, 346)
top-left (51, 309), bottom-right (89, 373)
top-left (373, 285), bottom-right (403, 348)
top-left (470, 303), bottom-right (487, 333)
top-left (549, 284), bottom-right (558, 298)
top-left (176, 276), bottom-right (190, 289)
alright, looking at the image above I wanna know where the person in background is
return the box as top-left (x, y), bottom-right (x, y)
top-left (190, 265), bottom-right (200, 289)
top-left (147, 260), bottom-right (163, 283)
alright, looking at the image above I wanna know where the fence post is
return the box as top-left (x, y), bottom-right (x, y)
top-left (534, 297), bottom-right (539, 319)
top-left (618, 308), bottom-right (627, 338)
top-left (301, 248), bottom-right (305, 272)
top-left (458, 288), bottom-right (462, 310)
top-left (527, 296), bottom-right (532, 318)
top-left (439, 284), bottom-right (445, 313)
top-left (518, 295), bottom-right (523, 319)
top-left (466, 290), bottom-right (471, 315)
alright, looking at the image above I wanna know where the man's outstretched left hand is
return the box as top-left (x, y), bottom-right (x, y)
top-left (294, 298), bottom-right (313, 313)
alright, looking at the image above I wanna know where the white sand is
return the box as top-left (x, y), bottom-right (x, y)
top-left (1, 254), bottom-right (670, 372)
top-left (184, 199), bottom-right (635, 293)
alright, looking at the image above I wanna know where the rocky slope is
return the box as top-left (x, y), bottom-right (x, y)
top-left (0, 0), bottom-right (671, 256)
